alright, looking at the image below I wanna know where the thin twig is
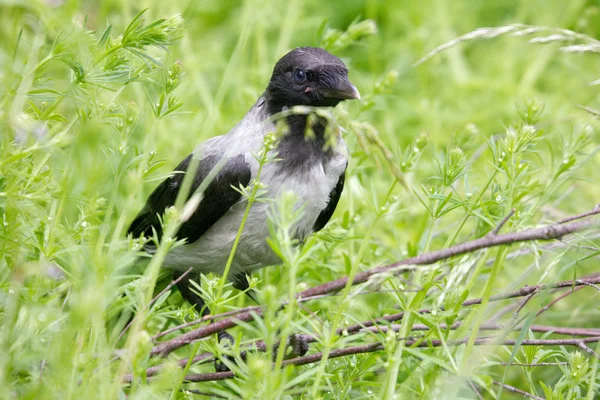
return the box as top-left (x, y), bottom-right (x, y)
top-left (123, 352), bottom-right (214, 383)
top-left (513, 292), bottom-right (537, 318)
top-left (584, 282), bottom-right (600, 291)
top-left (489, 208), bottom-right (516, 236)
top-left (342, 276), bottom-right (600, 335)
top-left (184, 371), bottom-right (234, 382)
top-left (153, 267), bottom-right (194, 307)
top-left (151, 215), bottom-right (600, 342)
top-left (181, 336), bottom-right (600, 382)
top-left (182, 389), bottom-right (229, 399)
top-left (557, 203), bottom-right (600, 224)
top-left (468, 380), bottom-right (485, 400)
top-left (153, 288), bottom-right (421, 340)
top-left (578, 342), bottom-right (600, 359)
top-left (496, 361), bottom-right (569, 367)
top-left (152, 306), bottom-right (261, 340)
top-left (492, 380), bottom-right (544, 400)
top-left (536, 285), bottom-right (585, 316)
top-left (486, 231), bottom-right (600, 266)
top-left (489, 302), bottom-right (521, 322)
top-left (358, 322), bottom-right (600, 337)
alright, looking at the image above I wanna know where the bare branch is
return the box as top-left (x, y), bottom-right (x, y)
top-left (468, 380), bottom-right (485, 400)
top-left (492, 380), bottom-right (544, 400)
top-left (182, 389), bottom-right (229, 399)
top-left (184, 371), bottom-right (234, 383)
top-left (513, 292), bottom-right (537, 318)
top-left (536, 285), bottom-right (585, 316)
top-left (557, 203), bottom-right (600, 224)
top-left (152, 306), bottom-right (261, 341)
top-left (353, 322), bottom-right (600, 337)
top-left (181, 336), bottom-right (600, 383)
top-left (132, 320), bottom-right (600, 382)
top-left (578, 342), bottom-right (600, 359)
top-left (343, 276), bottom-right (600, 335)
top-left (300, 216), bottom-right (597, 299)
top-left (496, 362), bottom-right (569, 367)
top-left (123, 352), bottom-right (213, 383)
top-left (489, 208), bottom-right (516, 236)
top-left (148, 323), bottom-right (600, 380)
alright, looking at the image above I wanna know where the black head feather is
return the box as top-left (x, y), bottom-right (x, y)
top-left (265, 47), bottom-right (360, 112)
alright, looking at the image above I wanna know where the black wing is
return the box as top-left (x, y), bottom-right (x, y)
top-left (312, 165), bottom-right (346, 232)
top-left (128, 153), bottom-right (251, 244)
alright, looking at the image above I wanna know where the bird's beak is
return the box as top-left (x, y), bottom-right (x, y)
top-left (321, 78), bottom-right (361, 101)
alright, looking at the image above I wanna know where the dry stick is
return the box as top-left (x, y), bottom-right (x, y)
top-left (536, 285), bottom-right (586, 316)
top-left (271, 322), bottom-right (600, 350)
top-left (342, 276), bottom-right (600, 335)
top-left (494, 273), bottom-right (597, 322)
top-left (153, 288), bottom-right (420, 340)
top-left (253, 321), bottom-right (600, 355)
top-left (163, 208), bottom-right (596, 327)
top-left (130, 322), bottom-right (600, 382)
top-left (492, 381), bottom-right (544, 400)
top-left (578, 342), bottom-right (600, 359)
top-left (151, 213), bottom-right (599, 356)
top-left (118, 267), bottom-right (194, 341)
top-left (182, 389), bottom-right (229, 399)
top-left (468, 380), bottom-right (485, 400)
top-left (123, 352), bottom-right (213, 383)
top-left (584, 281), bottom-right (600, 291)
top-left (441, 323), bottom-right (600, 337)
top-left (490, 208), bottom-right (516, 236)
top-left (182, 337), bottom-right (600, 383)
top-left (489, 295), bottom-right (527, 322)
top-left (497, 362), bottom-right (569, 367)
top-left (513, 292), bottom-right (537, 318)
top-left (184, 371), bottom-right (234, 383)
top-left (557, 203), bottom-right (600, 224)
top-left (486, 231), bottom-right (600, 266)
top-left (152, 306), bottom-right (261, 340)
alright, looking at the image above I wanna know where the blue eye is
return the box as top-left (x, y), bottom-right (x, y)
top-left (293, 68), bottom-right (307, 83)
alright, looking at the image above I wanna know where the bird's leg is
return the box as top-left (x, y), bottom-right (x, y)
top-left (284, 333), bottom-right (309, 359)
top-left (174, 271), bottom-right (240, 372)
top-left (231, 272), bottom-right (258, 304)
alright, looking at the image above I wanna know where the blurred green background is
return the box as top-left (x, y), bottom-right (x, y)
top-left (1, 0), bottom-right (600, 399)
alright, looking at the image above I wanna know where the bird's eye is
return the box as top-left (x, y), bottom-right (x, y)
top-left (293, 68), bottom-right (307, 84)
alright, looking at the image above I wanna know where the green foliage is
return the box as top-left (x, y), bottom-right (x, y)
top-left (1, 1), bottom-right (600, 399)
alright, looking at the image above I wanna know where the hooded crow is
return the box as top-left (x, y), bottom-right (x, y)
top-left (128, 47), bottom-right (360, 320)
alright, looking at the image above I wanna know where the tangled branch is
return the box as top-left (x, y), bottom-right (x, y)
top-left (150, 207), bottom-right (599, 356)
top-left (124, 275), bottom-right (600, 383)
top-left (182, 336), bottom-right (600, 383)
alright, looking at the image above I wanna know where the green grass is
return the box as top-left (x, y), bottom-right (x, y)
top-left (1, 0), bottom-right (600, 399)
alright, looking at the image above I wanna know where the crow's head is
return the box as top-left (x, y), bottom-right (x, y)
top-left (266, 47), bottom-right (360, 111)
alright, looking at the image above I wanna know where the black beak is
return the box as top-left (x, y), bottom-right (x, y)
top-left (321, 77), bottom-right (361, 101)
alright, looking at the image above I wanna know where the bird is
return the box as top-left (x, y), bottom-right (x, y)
top-left (127, 47), bottom-right (359, 346)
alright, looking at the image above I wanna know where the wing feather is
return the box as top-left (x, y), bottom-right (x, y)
top-left (312, 164), bottom-right (346, 232)
top-left (127, 153), bottom-right (251, 244)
